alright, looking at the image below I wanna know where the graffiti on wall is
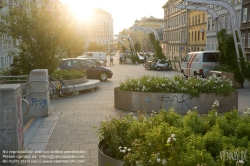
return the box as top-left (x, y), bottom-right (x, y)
top-left (31, 98), bottom-right (47, 108)
top-left (17, 96), bottom-right (24, 149)
top-left (158, 94), bottom-right (192, 111)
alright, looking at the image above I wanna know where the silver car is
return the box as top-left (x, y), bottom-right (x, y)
top-left (77, 57), bottom-right (106, 67)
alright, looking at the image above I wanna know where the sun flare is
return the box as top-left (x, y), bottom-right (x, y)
top-left (60, 0), bottom-right (97, 21)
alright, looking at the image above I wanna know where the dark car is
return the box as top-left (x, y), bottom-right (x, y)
top-left (59, 58), bottom-right (113, 81)
top-left (77, 57), bottom-right (106, 67)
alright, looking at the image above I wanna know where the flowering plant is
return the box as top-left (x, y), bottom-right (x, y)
top-left (96, 105), bottom-right (250, 166)
top-left (119, 74), bottom-right (234, 97)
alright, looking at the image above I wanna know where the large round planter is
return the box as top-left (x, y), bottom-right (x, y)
top-left (98, 140), bottom-right (125, 166)
top-left (114, 88), bottom-right (238, 114)
top-left (51, 76), bottom-right (88, 87)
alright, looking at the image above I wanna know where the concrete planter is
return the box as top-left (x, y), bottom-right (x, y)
top-left (98, 140), bottom-right (124, 166)
top-left (51, 77), bottom-right (88, 87)
top-left (243, 80), bottom-right (250, 89)
top-left (114, 88), bottom-right (238, 114)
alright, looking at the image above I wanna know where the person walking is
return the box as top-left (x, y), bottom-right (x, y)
top-left (99, 54), bottom-right (103, 61)
top-left (110, 54), bottom-right (114, 66)
top-left (119, 52), bottom-right (123, 64)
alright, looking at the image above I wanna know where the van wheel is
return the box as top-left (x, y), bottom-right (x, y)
top-left (194, 72), bottom-right (199, 78)
top-left (100, 73), bottom-right (108, 81)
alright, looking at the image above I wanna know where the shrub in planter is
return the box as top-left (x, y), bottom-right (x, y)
top-left (50, 69), bottom-right (86, 80)
top-left (119, 74), bottom-right (234, 97)
top-left (96, 106), bottom-right (250, 166)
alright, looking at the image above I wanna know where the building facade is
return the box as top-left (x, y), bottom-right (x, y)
top-left (187, 10), bottom-right (207, 53)
top-left (162, 0), bottom-right (188, 59)
top-left (80, 8), bottom-right (113, 51)
top-left (132, 16), bottom-right (164, 52)
top-left (206, 0), bottom-right (242, 51)
top-left (241, 0), bottom-right (250, 60)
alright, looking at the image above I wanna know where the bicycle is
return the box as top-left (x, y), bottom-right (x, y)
top-left (49, 77), bottom-right (75, 98)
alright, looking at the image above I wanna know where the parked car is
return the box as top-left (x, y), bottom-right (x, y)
top-left (181, 51), bottom-right (220, 77)
top-left (59, 58), bottom-right (113, 81)
top-left (77, 57), bottom-right (106, 67)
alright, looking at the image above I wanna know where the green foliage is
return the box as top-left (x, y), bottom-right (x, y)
top-left (122, 45), bottom-right (126, 53)
top-left (149, 33), bottom-right (166, 60)
top-left (2, 0), bottom-right (85, 74)
top-left (50, 70), bottom-right (86, 80)
top-left (85, 42), bottom-right (105, 52)
top-left (96, 108), bottom-right (250, 166)
top-left (216, 29), bottom-right (250, 84)
top-left (119, 74), bottom-right (234, 97)
top-left (134, 42), bottom-right (141, 52)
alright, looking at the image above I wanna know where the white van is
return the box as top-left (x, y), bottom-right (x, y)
top-left (181, 51), bottom-right (220, 77)
top-left (79, 52), bottom-right (107, 62)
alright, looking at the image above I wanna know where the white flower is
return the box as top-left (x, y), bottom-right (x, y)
top-left (167, 139), bottom-right (171, 143)
top-left (157, 158), bottom-right (161, 162)
top-left (173, 138), bottom-right (176, 141)
top-left (162, 159), bottom-right (167, 165)
top-left (119, 146), bottom-right (122, 149)
top-left (171, 134), bottom-right (175, 138)
top-left (122, 150), bottom-right (126, 153)
top-left (135, 139), bottom-right (138, 141)
top-left (162, 84), bottom-right (165, 87)
top-left (238, 160), bottom-right (244, 164)
top-left (124, 147), bottom-right (127, 150)
top-left (127, 148), bottom-right (131, 152)
top-left (149, 143), bottom-right (151, 145)
top-left (136, 161), bottom-right (140, 164)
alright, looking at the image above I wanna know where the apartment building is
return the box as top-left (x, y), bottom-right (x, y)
top-left (206, 0), bottom-right (242, 51)
top-left (132, 16), bottom-right (164, 52)
top-left (162, 0), bottom-right (188, 59)
top-left (80, 8), bottom-right (113, 51)
top-left (241, 0), bottom-right (250, 60)
top-left (187, 10), bottom-right (207, 52)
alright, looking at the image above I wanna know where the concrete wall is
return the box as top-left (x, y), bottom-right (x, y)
top-left (114, 88), bottom-right (238, 114)
top-left (0, 84), bottom-right (24, 164)
top-left (24, 69), bottom-right (50, 124)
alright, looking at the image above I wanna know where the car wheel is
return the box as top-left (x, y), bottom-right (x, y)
top-left (100, 72), bottom-right (108, 81)
top-left (181, 70), bottom-right (188, 78)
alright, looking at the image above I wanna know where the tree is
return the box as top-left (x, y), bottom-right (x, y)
top-left (149, 33), bottom-right (165, 60)
top-left (85, 42), bottom-right (105, 52)
top-left (122, 45), bottom-right (126, 53)
top-left (134, 42), bottom-right (141, 52)
top-left (2, 0), bottom-right (85, 74)
top-left (216, 29), bottom-right (250, 84)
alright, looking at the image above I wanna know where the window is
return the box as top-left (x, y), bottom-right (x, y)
top-left (243, 8), bottom-right (247, 22)
top-left (192, 17), bottom-right (194, 25)
top-left (225, 16), bottom-right (228, 29)
top-left (208, 20), bottom-right (210, 31)
top-left (195, 31), bottom-right (196, 41)
top-left (198, 31), bottom-right (200, 40)
top-left (195, 16), bottom-right (197, 25)
top-left (192, 32), bottom-right (193, 41)
top-left (242, 33), bottom-right (245, 47)
top-left (203, 53), bottom-right (220, 62)
top-left (203, 14), bottom-right (205, 23)
top-left (198, 15), bottom-right (200, 24)
top-left (248, 33), bottom-right (250, 47)
top-left (189, 17), bottom-right (190, 26)
top-left (202, 32), bottom-right (205, 40)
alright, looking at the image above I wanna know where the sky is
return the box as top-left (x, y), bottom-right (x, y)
top-left (60, 0), bottom-right (167, 35)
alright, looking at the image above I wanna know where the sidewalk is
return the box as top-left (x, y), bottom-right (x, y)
top-left (24, 57), bottom-right (250, 166)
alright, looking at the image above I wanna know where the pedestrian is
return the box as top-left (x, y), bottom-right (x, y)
top-left (110, 54), bottom-right (114, 66)
top-left (99, 54), bottom-right (103, 61)
top-left (119, 52), bottom-right (123, 64)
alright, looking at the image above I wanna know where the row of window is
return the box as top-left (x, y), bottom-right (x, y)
top-left (188, 14), bottom-right (206, 26)
top-left (81, 25), bottom-right (110, 31)
top-left (189, 31), bottom-right (205, 41)
top-left (241, 33), bottom-right (250, 47)
top-left (165, 14), bottom-right (186, 28)
top-left (164, 31), bottom-right (185, 42)
top-left (86, 40), bottom-right (109, 45)
top-left (242, 8), bottom-right (250, 22)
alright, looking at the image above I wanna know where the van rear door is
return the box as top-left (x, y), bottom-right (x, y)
top-left (202, 52), bottom-right (220, 76)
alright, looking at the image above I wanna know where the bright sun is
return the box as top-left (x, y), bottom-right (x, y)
top-left (60, 0), bottom-right (96, 21)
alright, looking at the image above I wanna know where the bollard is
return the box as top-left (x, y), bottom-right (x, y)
top-left (23, 69), bottom-right (50, 125)
top-left (0, 84), bottom-right (24, 164)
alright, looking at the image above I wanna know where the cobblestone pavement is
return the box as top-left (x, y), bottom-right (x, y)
top-left (26, 55), bottom-right (250, 166)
